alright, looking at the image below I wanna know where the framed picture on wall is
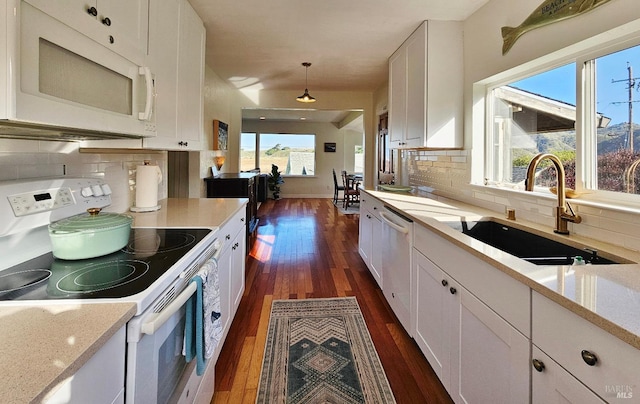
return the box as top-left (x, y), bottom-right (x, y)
top-left (212, 120), bottom-right (228, 150)
top-left (324, 142), bottom-right (336, 152)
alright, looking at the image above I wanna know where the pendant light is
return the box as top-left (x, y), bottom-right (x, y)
top-left (296, 62), bottom-right (316, 103)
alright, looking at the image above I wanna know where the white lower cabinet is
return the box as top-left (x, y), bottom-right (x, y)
top-left (358, 195), bottom-right (383, 287)
top-left (217, 207), bottom-right (247, 341)
top-left (45, 326), bottom-right (126, 404)
top-left (413, 250), bottom-right (456, 387)
top-left (532, 291), bottom-right (640, 402)
top-left (413, 250), bottom-right (529, 403)
top-left (532, 346), bottom-right (606, 403)
top-left (455, 285), bottom-right (529, 403)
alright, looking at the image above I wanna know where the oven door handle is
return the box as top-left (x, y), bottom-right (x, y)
top-left (141, 281), bottom-right (197, 336)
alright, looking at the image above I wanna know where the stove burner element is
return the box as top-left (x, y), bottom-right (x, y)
top-left (55, 259), bottom-right (150, 294)
top-left (0, 227), bottom-right (212, 301)
top-left (123, 229), bottom-right (197, 255)
top-left (0, 270), bottom-right (51, 295)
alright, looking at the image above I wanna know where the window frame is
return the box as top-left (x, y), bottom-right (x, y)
top-left (482, 31), bottom-right (640, 208)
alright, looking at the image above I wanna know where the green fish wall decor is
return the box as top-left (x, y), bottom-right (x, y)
top-left (501, 0), bottom-right (615, 55)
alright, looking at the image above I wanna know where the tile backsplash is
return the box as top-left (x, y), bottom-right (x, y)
top-left (0, 139), bottom-right (167, 213)
top-left (403, 149), bottom-right (640, 252)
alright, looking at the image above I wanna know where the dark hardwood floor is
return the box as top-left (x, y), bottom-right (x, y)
top-left (212, 198), bottom-right (453, 404)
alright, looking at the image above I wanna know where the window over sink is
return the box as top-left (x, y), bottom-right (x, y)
top-left (484, 39), bottom-right (640, 204)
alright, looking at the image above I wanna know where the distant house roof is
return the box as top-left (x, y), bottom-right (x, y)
top-left (495, 86), bottom-right (611, 133)
top-left (286, 152), bottom-right (315, 175)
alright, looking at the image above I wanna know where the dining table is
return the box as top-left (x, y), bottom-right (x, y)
top-left (347, 173), bottom-right (363, 188)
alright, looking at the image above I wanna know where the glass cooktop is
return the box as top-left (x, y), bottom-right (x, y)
top-left (0, 228), bottom-right (211, 301)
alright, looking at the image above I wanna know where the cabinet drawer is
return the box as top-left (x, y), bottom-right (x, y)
top-left (414, 223), bottom-right (530, 336)
top-left (219, 208), bottom-right (246, 249)
top-left (532, 346), bottom-right (606, 403)
top-left (532, 291), bottom-right (640, 401)
top-left (360, 193), bottom-right (383, 219)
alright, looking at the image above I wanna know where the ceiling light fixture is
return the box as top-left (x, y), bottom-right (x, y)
top-left (296, 62), bottom-right (316, 103)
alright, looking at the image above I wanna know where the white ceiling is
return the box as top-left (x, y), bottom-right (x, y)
top-left (188, 0), bottom-right (489, 124)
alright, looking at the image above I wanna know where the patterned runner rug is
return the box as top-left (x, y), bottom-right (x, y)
top-left (256, 297), bottom-right (396, 404)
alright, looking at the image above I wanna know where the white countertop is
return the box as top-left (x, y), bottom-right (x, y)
top-left (363, 188), bottom-right (640, 350)
top-left (0, 197), bottom-right (247, 403)
top-left (0, 302), bottom-right (136, 404)
top-left (129, 197), bottom-right (247, 229)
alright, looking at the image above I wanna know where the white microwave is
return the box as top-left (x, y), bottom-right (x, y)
top-left (0, 1), bottom-right (156, 140)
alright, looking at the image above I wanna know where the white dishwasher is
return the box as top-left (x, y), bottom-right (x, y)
top-left (380, 206), bottom-right (413, 332)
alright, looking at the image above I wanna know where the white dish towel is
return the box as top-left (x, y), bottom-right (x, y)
top-left (200, 258), bottom-right (223, 359)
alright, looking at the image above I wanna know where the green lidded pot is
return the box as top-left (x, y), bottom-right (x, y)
top-left (48, 208), bottom-right (133, 260)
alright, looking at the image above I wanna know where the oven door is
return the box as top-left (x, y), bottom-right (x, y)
top-left (14, 2), bottom-right (156, 138)
top-left (126, 284), bottom-right (200, 404)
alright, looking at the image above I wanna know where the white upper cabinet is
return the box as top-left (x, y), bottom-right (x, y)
top-left (143, 0), bottom-right (205, 150)
top-left (24, 0), bottom-right (149, 64)
top-left (388, 21), bottom-right (463, 149)
top-left (81, 0), bottom-right (206, 150)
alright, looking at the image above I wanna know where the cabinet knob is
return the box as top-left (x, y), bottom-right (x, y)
top-left (109, 35), bottom-right (114, 44)
top-left (441, 279), bottom-right (448, 287)
top-left (241, 217), bottom-right (245, 222)
top-left (449, 287), bottom-right (457, 295)
top-left (373, 206), bottom-right (377, 210)
top-left (102, 17), bottom-right (111, 26)
top-left (532, 359), bottom-right (545, 372)
top-left (87, 6), bottom-right (98, 16)
top-left (581, 350), bottom-right (598, 366)
top-left (225, 234), bottom-right (231, 240)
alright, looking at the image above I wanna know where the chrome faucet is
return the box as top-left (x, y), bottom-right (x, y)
top-left (524, 153), bottom-right (581, 234)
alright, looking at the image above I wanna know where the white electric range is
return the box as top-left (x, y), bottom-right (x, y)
top-left (0, 177), bottom-right (222, 403)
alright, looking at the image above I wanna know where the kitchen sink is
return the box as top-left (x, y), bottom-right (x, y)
top-left (446, 218), bottom-right (632, 266)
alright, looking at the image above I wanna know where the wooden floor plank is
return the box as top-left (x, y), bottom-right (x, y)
top-left (213, 199), bottom-right (451, 403)
top-left (246, 295), bottom-right (273, 390)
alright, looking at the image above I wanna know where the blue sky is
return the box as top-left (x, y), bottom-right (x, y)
top-left (512, 45), bottom-right (640, 126)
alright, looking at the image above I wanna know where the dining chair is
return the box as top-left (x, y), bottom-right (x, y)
top-left (332, 169), bottom-right (345, 205)
top-left (341, 170), bottom-right (360, 209)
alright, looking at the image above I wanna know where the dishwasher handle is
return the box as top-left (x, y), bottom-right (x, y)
top-left (380, 211), bottom-right (410, 234)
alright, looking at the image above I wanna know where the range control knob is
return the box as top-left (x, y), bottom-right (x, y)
top-left (81, 187), bottom-right (93, 197)
top-left (101, 184), bottom-right (112, 195)
top-left (91, 185), bottom-right (104, 196)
